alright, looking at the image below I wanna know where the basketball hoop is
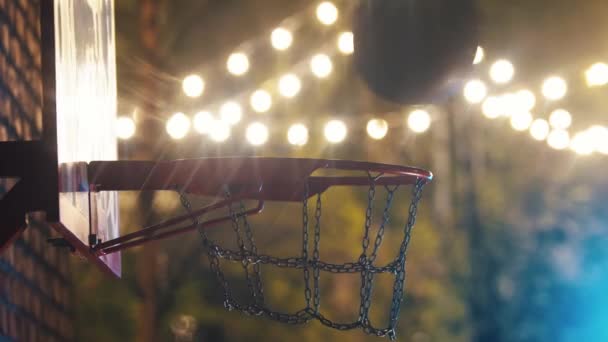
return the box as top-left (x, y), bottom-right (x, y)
top-left (91, 157), bottom-right (430, 340)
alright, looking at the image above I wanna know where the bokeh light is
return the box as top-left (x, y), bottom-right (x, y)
top-left (182, 74), bottom-right (204, 98)
top-left (510, 111), bottom-right (533, 131)
top-left (278, 74), bottom-right (302, 98)
top-left (287, 123), bottom-right (308, 146)
top-left (549, 109), bottom-right (572, 129)
top-left (407, 109), bottom-right (431, 133)
top-left (287, 123), bottom-right (309, 146)
top-left (482, 96), bottom-right (503, 119)
top-left (193, 111), bottom-right (214, 135)
top-left (585, 62), bottom-right (608, 87)
top-left (570, 131), bottom-right (595, 155)
top-left (547, 129), bottom-right (570, 150)
top-left (209, 120), bottom-right (231, 142)
top-left (246, 122), bottom-right (269, 146)
top-left (463, 80), bottom-right (487, 104)
top-left (542, 76), bottom-right (567, 100)
top-left (310, 53), bottom-right (333, 78)
top-left (166, 112), bottom-right (191, 140)
top-left (337, 31), bottom-right (354, 55)
top-left (490, 59), bottom-right (515, 84)
top-left (271, 27), bottom-right (293, 51)
top-left (514, 89), bottom-right (536, 112)
top-left (473, 46), bottom-right (484, 65)
top-left (219, 101), bottom-right (243, 125)
top-left (316, 2), bottom-right (338, 26)
top-left (250, 90), bottom-right (272, 113)
top-left (324, 119), bottom-right (347, 143)
top-left (586, 125), bottom-right (608, 154)
top-left (116, 116), bottom-right (136, 140)
top-left (366, 118), bottom-right (389, 140)
top-left (529, 119), bottom-right (550, 141)
top-left (227, 52), bottom-right (250, 76)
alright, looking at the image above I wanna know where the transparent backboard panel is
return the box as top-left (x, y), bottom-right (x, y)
top-left (55, 0), bottom-right (120, 275)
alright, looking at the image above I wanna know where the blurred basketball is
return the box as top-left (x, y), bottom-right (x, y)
top-left (354, 0), bottom-right (479, 104)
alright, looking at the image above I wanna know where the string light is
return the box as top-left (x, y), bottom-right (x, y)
top-left (337, 31), bottom-right (354, 55)
top-left (407, 109), bottom-right (431, 133)
top-left (324, 119), bottom-right (347, 143)
top-left (542, 76), bottom-right (567, 100)
top-left (219, 101), bottom-right (243, 125)
top-left (166, 112), bottom-right (191, 140)
top-left (182, 74), bottom-right (204, 98)
top-left (549, 109), bottom-right (572, 129)
top-left (473, 46), bottom-right (484, 65)
top-left (529, 119), bottom-right (550, 141)
top-left (316, 2), bottom-right (338, 26)
top-left (482, 96), bottom-right (503, 119)
top-left (278, 74), bottom-right (302, 98)
top-left (510, 111), bottom-right (533, 131)
top-left (490, 59), bottom-right (515, 84)
top-left (570, 131), bottom-right (594, 155)
top-left (116, 116), bottom-right (136, 140)
top-left (250, 90), bottom-right (272, 113)
top-left (310, 53), bottom-right (333, 78)
top-left (271, 27), bottom-right (293, 51)
top-left (246, 122), bottom-right (269, 146)
top-left (547, 129), bottom-right (570, 150)
top-left (366, 119), bottom-right (389, 140)
top-left (209, 120), bottom-right (231, 142)
top-left (193, 111), bottom-right (214, 135)
top-left (463, 80), bottom-right (487, 104)
top-left (287, 123), bottom-right (309, 146)
top-left (227, 52), bottom-right (250, 76)
top-left (585, 62), bottom-right (608, 87)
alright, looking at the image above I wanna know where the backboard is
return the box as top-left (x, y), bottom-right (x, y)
top-left (52, 0), bottom-right (120, 276)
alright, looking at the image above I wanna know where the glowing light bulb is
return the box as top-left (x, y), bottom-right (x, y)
top-left (542, 76), bottom-right (567, 100)
top-left (366, 119), bottom-right (389, 140)
top-left (463, 80), bottom-right (487, 104)
top-left (166, 112), bottom-right (191, 140)
top-left (278, 74), bottom-right (302, 98)
top-left (310, 53), bottom-right (333, 78)
top-left (227, 52), bottom-right (250, 76)
top-left (407, 110), bottom-right (431, 133)
top-left (510, 111), bottom-right (533, 131)
top-left (219, 101), bottom-right (242, 125)
top-left (529, 119), bottom-right (550, 141)
top-left (324, 120), bottom-right (347, 143)
top-left (209, 120), bottom-right (231, 142)
top-left (250, 90), bottom-right (272, 113)
top-left (287, 124), bottom-right (309, 146)
top-left (547, 129), bottom-right (570, 150)
top-left (570, 131), bottom-right (594, 155)
top-left (246, 122), bottom-right (269, 146)
top-left (482, 96), bottom-right (503, 119)
top-left (193, 111), bottom-right (214, 135)
top-left (271, 27), bottom-right (293, 51)
top-left (514, 89), bottom-right (536, 112)
top-left (116, 116), bottom-right (136, 140)
top-left (182, 74), bottom-right (204, 98)
top-left (490, 59), bottom-right (514, 84)
top-left (549, 109), bottom-right (572, 129)
top-left (586, 62), bottom-right (608, 87)
top-left (316, 2), bottom-right (338, 26)
top-left (337, 31), bottom-right (354, 55)
top-left (473, 46), bottom-right (484, 65)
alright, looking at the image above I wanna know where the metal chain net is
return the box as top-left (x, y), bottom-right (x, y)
top-left (178, 175), bottom-right (426, 340)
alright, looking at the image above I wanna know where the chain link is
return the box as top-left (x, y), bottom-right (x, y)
top-left (178, 176), bottom-right (427, 341)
